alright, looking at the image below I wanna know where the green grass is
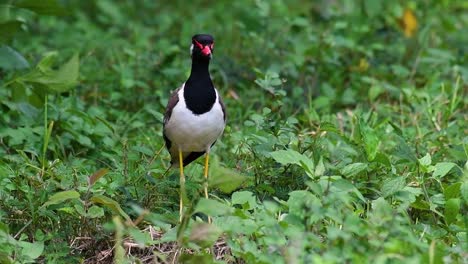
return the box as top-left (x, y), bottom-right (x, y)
top-left (0, 0), bottom-right (467, 263)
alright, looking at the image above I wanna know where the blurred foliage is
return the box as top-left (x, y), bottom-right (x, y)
top-left (0, 0), bottom-right (467, 263)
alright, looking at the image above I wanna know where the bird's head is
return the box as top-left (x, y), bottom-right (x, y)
top-left (190, 34), bottom-right (214, 59)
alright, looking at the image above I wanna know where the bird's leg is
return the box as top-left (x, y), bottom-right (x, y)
top-left (179, 149), bottom-right (185, 222)
top-left (203, 151), bottom-right (212, 223)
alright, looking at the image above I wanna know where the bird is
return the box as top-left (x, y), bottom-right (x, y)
top-left (162, 34), bottom-right (226, 222)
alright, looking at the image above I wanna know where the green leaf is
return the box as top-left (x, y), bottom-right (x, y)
top-left (87, 205), bottom-right (105, 218)
top-left (381, 177), bottom-right (406, 197)
top-left (359, 119), bottom-right (379, 161)
top-left (432, 162), bottom-right (456, 179)
top-left (340, 163), bottom-right (367, 178)
top-left (333, 179), bottom-right (366, 202)
top-left (393, 136), bottom-right (417, 163)
top-left (288, 190), bottom-right (319, 217)
top-left (270, 149), bottom-right (314, 177)
top-left (189, 222), bottom-right (222, 248)
top-left (461, 181), bottom-right (468, 203)
top-left (368, 85), bottom-right (384, 101)
top-left (370, 197), bottom-right (392, 219)
top-left (444, 182), bottom-right (461, 200)
top-left (179, 252), bottom-right (215, 264)
top-left (231, 191), bottom-right (257, 210)
top-left (194, 198), bottom-right (233, 216)
top-left (90, 195), bottom-right (131, 222)
top-left (0, 20), bottom-right (22, 43)
top-left (0, 45), bottom-right (30, 70)
top-left (444, 198), bottom-right (460, 225)
top-left (315, 156), bottom-right (325, 177)
top-left (418, 153), bottom-right (432, 167)
top-left (320, 121), bottom-right (339, 133)
top-left (209, 157), bottom-right (246, 193)
top-left (15, 52), bottom-right (80, 93)
top-left (411, 199), bottom-right (430, 210)
top-left (42, 190), bottom-right (80, 207)
top-left (15, 0), bottom-right (66, 15)
top-left (18, 241), bottom-right (44, 260)
top-left (128, 227), bottom-right (153, 246)
top-left (364, 0), bottom-right (383, 17)
top-left (47, 53), bottom-right (80, 92)
top-left (373, 152), bottom-right (391, 168)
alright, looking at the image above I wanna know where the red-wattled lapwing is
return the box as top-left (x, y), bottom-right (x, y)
top-left (163, 34), bottom-right (226, 222)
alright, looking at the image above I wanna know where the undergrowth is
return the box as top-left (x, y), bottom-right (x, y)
top-left (0, 0), bottom-right (467, 263)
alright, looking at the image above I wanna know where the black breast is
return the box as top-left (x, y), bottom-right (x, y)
top-left (183, 77), bottom-right (216, 115)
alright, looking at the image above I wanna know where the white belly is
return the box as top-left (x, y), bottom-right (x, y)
top-left (164, 88), bottom-right (225, 152)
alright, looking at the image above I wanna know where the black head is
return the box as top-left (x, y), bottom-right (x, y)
top-left (190, 34), bottom-right (214, 59)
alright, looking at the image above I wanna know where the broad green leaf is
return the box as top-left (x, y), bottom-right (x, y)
top-left (418, 153), bottom-right (432, 167)
top-left (189, 222), bottom-right (222, 248)
top-left (333, 179), bottom-right (366, 202)
top-left (381, 177), bottom-right (406, 197)
top-left (340, 163), bottom-right (367, 178)
top-left (231, 191), bottom-right (257, 210)
top-left (131, 146), bottom-right (153, 156)
top-left (0, 221), bottom-right (9, 233)
top-left (0, 255), bottom-right (13, 264)
top-left (461, 181), bottom-right (468, 202)
top-left (18, 241), bottom-right (44, 260)
top-left (393, 136), bottom-right (417, 163)
top-left (270, 149), bottom-right (308, 165)
top-left (15, 52), bottom-right (80, 93)
top-left (194, 198), bottom-right (233, 216)
top-left (432, 162), bottom-right (456, 179)
top-left (270, 149), bottom-right (314, 177)
top-left (411, 199), bottom-right (430, 210)
top-left (15, 0), bottom-right (66, 15)
top-left (368, 85), bottom-right (384, 102)
top-left (0, 21), bottom-right (22, 43)
top-left (444, 182), bottom-right (461, 200)
top-left (42, 190), bottom-right (80, 207)
top-left (128, 227), bottom-right (153, 246)
top-left (370, 197), bottom-right (392, 219)
top-left (87, 205), bottom-right (104, 218)
top-left (315, 156), bottom-right (325, 177)
top-left (288, 190), bottom-right (320, 217)
top-left (90, 195), bottom-right (131, 222)
top-left (0, 45), bottom-right (29, 69)
top-left (373, 152), bottom-right (391, 168)
top-left (444, 198), bottom-right (460, 225)
top-left (73, 203), bottom-right (86, 216)
top-left (209, 157), bottom-right (246, 193)
top-left (160, 227), bottom-right (178, 243)
top-left (47, 53), bottom-right (80, 92)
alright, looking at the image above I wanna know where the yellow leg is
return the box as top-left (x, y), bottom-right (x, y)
top-left (204, 152), bottom-right (212, 223)
top-left (179, 150), bottom-right (185, 222)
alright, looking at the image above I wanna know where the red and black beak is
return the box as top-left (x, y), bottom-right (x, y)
top-left (193, 39), bottom-right (213, 56)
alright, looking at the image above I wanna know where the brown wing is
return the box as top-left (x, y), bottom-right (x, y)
top-left (217, 89), bottom-right (227, 122)
top-left (163, 86), bottom-right (182, 152)
top-left (163, 86), bottom-right (182, 126)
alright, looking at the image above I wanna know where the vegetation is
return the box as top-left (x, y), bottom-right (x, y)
top-left (0, 0), bottom-right (466, 263)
